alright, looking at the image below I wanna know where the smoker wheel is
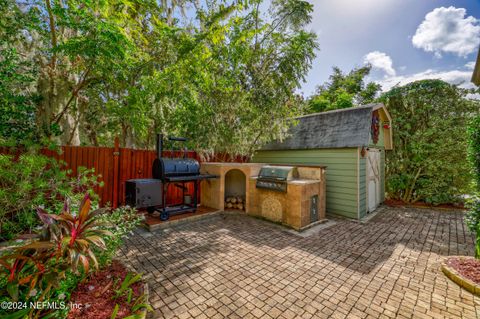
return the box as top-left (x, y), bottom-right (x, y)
top-left (160, 211), bottom-right (170, 221)
top-left (147, 206), bottom-right (156, 214)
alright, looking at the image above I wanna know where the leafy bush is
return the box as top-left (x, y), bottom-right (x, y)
top-left (466, 115), bottom-right (480, 259)
top-left (0, 194), bottom-right (110, 318)
top-left (96, 206), bottom-right (143, 267)
top-left (468, 115), bottom-right (480, 191)
top-left (465, 196), bottom-right (480, 259)
top-left (37, 195), bottom-right (111, 273)
top-left (0, 153), bottom-right (102, 240)
top-left (0, 196), bottom-right (143, 318)
top-left (111, 272), bottom-right (152, 319)
top-left (380, 80), bottom-right (479, 204)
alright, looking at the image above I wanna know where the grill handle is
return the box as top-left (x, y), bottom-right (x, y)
top-left (168, 136), bottom-right (187, 159)
top-left (156, 134), bottom-right (189, 159)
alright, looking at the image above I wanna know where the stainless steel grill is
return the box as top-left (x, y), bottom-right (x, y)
top-left (256, 165), bottom-right (297, 192)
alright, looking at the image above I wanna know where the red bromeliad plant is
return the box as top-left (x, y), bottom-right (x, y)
top-left (37, 194), bottom-right (111, 273)
top-left (0, 242), bottom-right (55, 301)
top-left (0, 194), bottom-right (111, 304)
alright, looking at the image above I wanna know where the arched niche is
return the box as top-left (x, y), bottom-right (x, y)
top-left (224, 169), bottom-right (246, 199)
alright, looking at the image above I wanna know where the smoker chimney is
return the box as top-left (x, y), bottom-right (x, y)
top-left (156, 134), bottom-right (163, 159)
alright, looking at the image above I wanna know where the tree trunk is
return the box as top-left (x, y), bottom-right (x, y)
top-left (403, 167), bottom-right (422, 203)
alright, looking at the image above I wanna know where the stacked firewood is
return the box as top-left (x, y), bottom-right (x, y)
top-left (225, 196), bottom-right (245, 210)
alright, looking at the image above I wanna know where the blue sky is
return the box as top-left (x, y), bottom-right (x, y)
top-left (300, 0), bottom-right (480, 95)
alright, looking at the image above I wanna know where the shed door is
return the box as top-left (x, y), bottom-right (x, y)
top-left (367, 149), bottom-right (381, 212)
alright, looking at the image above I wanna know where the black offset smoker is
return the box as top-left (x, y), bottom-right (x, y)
top-left (150, 134), bottom-right (217, 220)
top-left (125, 134), bottom-right (217, 221)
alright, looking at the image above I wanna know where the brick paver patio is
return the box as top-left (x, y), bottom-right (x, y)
top-left (120, 207), bottom-right (480, 318)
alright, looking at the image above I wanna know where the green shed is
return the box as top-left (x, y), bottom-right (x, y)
top-left (252, 103), bottom-right (393, 220)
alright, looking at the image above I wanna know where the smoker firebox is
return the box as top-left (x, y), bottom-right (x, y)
top-left (125, 179), bottom-right (162, 210)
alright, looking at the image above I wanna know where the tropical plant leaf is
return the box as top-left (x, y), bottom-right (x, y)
top-left (110, 304), bottom-right (120, 319)
top-left (18, 241), bottom-right (55, 251)
top-left (79, 254), bottom-right (89, 273)
top-left (7, 281), bottom-right (19, 300)
top-left (1, 308), bottom-right (31, 319)
top-left (78, 193), bottom-right (91, 225)
top-left (36, 207), bottom-right (56, 225)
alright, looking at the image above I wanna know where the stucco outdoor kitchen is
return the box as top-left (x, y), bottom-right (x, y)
top-left (128, 102), bottom-right (393, 230)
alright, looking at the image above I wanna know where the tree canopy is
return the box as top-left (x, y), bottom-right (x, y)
top-left (0, 0), bottom-right (40, 146)
top-left (306, 65), bottom-right (381, 113)
top-left (0, 0), bottom-right (318, 158)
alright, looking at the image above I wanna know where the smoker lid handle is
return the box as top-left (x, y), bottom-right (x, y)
top-left (168, 136), bottom-right (187, 142)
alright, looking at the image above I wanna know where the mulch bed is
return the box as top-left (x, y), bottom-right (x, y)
top-left (385, 199), bottom-right (464, 210)
top-left (67, 261), bottom-right (144, 319)
top-left (446, 257), bottom-right (480, 285)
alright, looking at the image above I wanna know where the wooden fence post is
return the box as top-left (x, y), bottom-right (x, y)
top-left (112, 137), bottom-right (120, 209)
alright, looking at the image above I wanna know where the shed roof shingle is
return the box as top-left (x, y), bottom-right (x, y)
top-left (261, 104), bottom-right (381, 151)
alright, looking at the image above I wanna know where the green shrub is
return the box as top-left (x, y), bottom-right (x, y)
top-left (0, 194), bottom-right (110, 318)
top-left (0, 199), bottom-right (143, 318)
top-left (380, 80), bottom-right (478, 204)
top-left (465, 196), bottom-right (480, 258)
top-left (96, 206), bottom-right (143, 267)
top-left (466, 115), bottom-right (480, 259)
top-left (468, 115), bottom-right (480, 191)
top-left (111, 271), bottom-right (152, 319)
top-left (0, 153), bottom-right (102, 241)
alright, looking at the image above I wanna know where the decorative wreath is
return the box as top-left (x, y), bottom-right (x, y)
top-left (371, 110), bottom-right (380, 144)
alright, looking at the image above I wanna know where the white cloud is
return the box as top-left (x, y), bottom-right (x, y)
top-left (378, 69), bottom-right (474, 91)
top-left (363, 51), bottom-right (396, 76)
top-left (465, 61), bottom-right (477, 70)
top-left (412, 6), bottom-right (480, 57)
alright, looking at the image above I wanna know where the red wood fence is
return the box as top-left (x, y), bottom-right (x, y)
top-left (42, 142), bottom-right (200, 207)
top-left (1, 141), bottom-right (248, 208)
